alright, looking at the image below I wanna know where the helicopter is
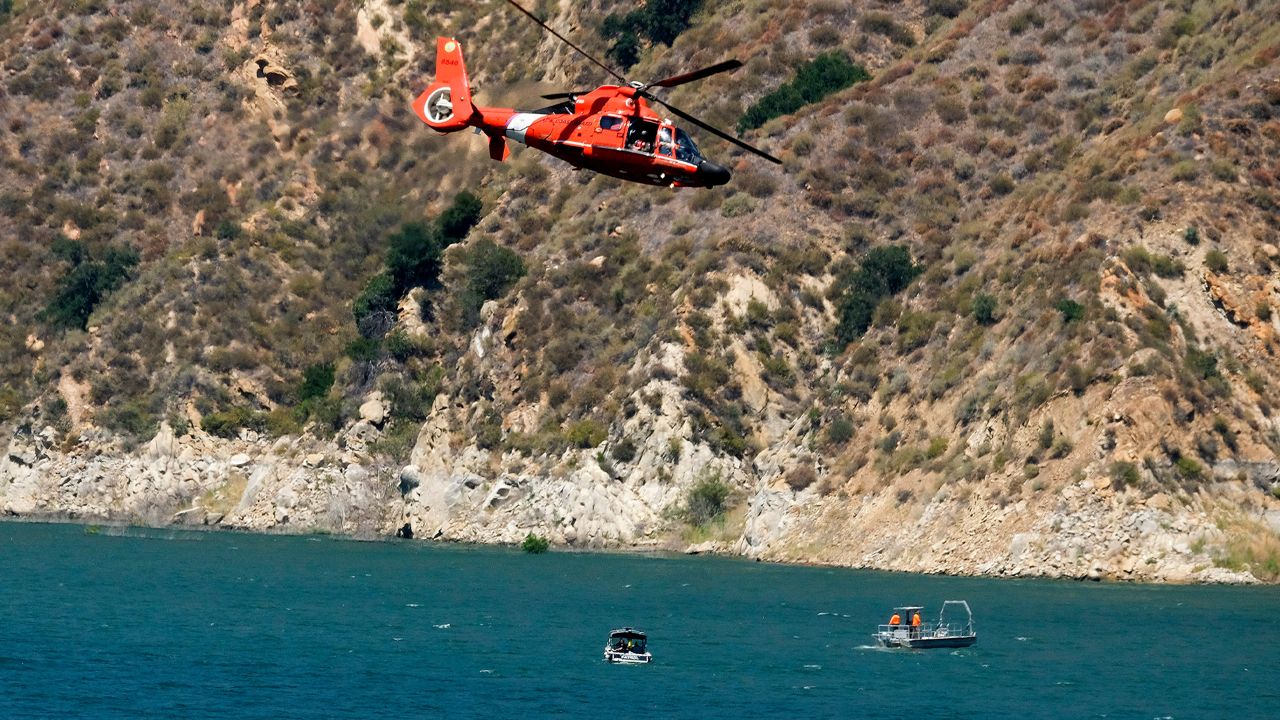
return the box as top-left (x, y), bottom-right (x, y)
top-left (411, 0), bottom-right (780, 188)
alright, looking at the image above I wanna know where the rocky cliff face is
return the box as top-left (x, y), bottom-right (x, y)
top-left (2, 1), bottom-right (1279, 583)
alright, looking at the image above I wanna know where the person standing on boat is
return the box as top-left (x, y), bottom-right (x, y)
top-left (911, 611), bottom-right (922, 639)
top-left (889, 612), bottom-right (901, 628)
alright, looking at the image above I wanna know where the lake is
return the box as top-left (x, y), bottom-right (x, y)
top-left (1, 522), bottom-right (1276, 718)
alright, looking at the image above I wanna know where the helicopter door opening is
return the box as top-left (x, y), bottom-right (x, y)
top-left (626, 119), bottom-right (658, 154)
top-left (657, 126), bottom-right (675, 157)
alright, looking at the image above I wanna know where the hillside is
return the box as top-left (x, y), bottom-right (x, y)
top-left (2, 0), bottom-right (1278, 583)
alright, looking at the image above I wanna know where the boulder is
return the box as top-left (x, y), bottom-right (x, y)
top-left (398, 465), bottom-right (423, 496)
top-left (228, 453), bottom-right (252, 467)
top-left (1163, 107), bottom-right (1183, 124)
top-left (359, 392), bottom-right (386, 426)
top-left (146, 423), bottom-right (176, 461)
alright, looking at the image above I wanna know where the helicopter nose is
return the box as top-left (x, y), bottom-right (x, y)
top-left (699, 161), bottom-right (731, 187)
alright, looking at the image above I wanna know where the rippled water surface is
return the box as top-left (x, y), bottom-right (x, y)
top-left (2, 522), bottom-right (1277, 718)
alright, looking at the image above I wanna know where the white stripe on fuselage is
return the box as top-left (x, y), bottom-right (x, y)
top-left (504, 113), bottom-right (542, 144)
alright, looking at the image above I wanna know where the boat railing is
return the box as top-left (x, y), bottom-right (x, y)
top-left (876, 621), bottom-right (969, 639)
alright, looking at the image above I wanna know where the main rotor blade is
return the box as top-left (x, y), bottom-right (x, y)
top-left (649, 97), bottom-right (782, 164)
top-left (647, 60), bottom-right (743, 90)
top-left (504, 0), bottom-right (626, 85)
top-left (540, 91), bottom-right (591, 100)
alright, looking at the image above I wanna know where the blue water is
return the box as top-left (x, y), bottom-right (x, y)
top-left (2, 522), bottom-right (1277, 719)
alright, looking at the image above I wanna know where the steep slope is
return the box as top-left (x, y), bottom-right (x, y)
top-left (2, 0), bottom-right (1278, 582)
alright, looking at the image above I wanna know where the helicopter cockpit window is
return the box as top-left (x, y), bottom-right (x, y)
top-left (675, 129), bottom-right (704, 164)
top-left (600, 116), bottom-right (623, 131)
top-left (626, 119), bottom-right (659, 154)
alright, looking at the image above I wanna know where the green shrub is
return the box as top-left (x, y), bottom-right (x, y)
top-left (345, 337), bottom-right (380, 362)
top-left (972, 293), bottom-right (997, 324)
top-left (521, 533), bottom-right (550, 554)
top-left (1055, 298), bottom-right (1085, 322)
top-left (457, 238), bottom-right (525, 329)
top-left (1007, 9), bottom-right (1045, 35)
top-left (612, 437), bottom-right (638, 462)
top-left (738, 52), bottom-right (870, 133)
top-left (1185, 347), bottom-right (1219, 380)
top-left (825, 415), bottom-right (854, 446)
top-left (298, 363), bottom-right (335, 402)
top-left (1110, 461), bottom-right (1140, 488)
top-left (566, 419), bottom-right (607, 448)
top-left (925, 0), bottom-right (967, 18)
top-left (1183, 226), bottom-right (1200, 245)
top-left (1152, 254), bottom-right (1185, 278)
top-left (353, 272), bottom-right (397, 325)
top-left (863, 12), bottom-right (915, 46)
top-left (1204, 249), bottom-right (1228, 273)
top-left (201, 406), bottom-right (265, 438)
top-left (1175, 455), bottom-right (1204, 481)
top-left (989, 174), bottom-right (1014, 195)
top-left (99, 400), bottom-right (157, 440)
top-left (684, 475), bottom-right (731, 525)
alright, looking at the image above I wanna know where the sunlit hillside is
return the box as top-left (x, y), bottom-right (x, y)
top-left (2, 0), bottom-right (1278, 582)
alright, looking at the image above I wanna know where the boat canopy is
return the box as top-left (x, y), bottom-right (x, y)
top-left (608, 628), bottom-right (646, 640)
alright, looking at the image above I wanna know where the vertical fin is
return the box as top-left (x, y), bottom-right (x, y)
top-left (412, 37), bottom-right (475, 131)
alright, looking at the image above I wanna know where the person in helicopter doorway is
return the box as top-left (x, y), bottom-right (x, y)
top-left (627, 119), bottom-right (658, 154)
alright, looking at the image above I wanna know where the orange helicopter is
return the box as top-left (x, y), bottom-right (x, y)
top-left (412, 0), bottom-right (780, 188)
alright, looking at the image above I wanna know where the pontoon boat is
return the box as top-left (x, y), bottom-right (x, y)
top-left (873, 600), bottom-right (976, 649)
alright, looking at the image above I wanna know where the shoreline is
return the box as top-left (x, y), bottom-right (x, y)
top-left (3, 514), bottom-right (1267, 587)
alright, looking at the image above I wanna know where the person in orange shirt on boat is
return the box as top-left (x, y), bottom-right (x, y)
top-left (889, 612), bottom-right (901, 628)
top-left (911, 611), bottom-right (922, 639)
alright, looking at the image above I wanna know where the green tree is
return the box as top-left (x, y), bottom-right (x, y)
top-left (438, 191), bottom-right (483, 243)
top-left (834, 245), bottom-right (921, 347)
top-left (386, 222), bottom-right (444, 293)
